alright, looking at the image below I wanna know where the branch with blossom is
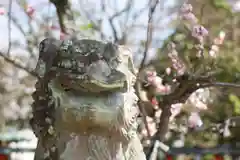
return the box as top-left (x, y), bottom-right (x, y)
top-left (138, 2), bottom-right (240, 158)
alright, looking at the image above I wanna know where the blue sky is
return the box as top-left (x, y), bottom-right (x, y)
top-left (0, 0), bottom-right (177, 61)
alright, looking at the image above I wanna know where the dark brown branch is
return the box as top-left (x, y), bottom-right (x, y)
top-left (49, 0), bottom-right (70, 34)
top-left (153, 76), bottom-right (240, 140)
top-left (56, 6), bottom-right (66, 33)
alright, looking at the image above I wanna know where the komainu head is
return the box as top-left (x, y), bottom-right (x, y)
top-left (35, 38), bottom-right (137, 93)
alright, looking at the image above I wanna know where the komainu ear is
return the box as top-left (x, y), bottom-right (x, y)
top-left (35, 38), bottom-right (62, 78)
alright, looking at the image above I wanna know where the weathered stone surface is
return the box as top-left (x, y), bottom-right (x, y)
top-left (31, 38), bottom-right (146, 160)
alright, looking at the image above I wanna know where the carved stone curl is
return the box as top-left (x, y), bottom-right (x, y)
top-left (31, 38), bottom-right (146, 160)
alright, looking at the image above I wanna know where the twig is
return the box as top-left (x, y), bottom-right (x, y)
top-left (121, 0), bottom-right (133, 31)
top-left (7, 0), bottom-right (13, 56)
top-left (0, 52), bottom-right (38, 78)
top-left (44, 1), bottom-right (52, 37)
top-left (15, 0), bottom-right (38, 59)
top-left (108, 18), bottom-right (119, 43)
top-left (140, 0), bottom-right (159, 70)
top-left (108, 2), bottom-right (133, 43)
top-left (78, 0), bottom-right (106, 39)
top-left (205, 82), bottom-right (240, 89)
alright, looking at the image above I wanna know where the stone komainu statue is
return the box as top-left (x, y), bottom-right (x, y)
top-left (30, 38), bottom-right (147, 160)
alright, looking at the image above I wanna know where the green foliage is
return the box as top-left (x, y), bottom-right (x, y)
top-left (80, 23), bottom-right (94, 30)
top-left (211, 0), bottom-right (232, 12)
top-left (203, 154), bottom-right (214, 160)
top-left (229, 94), bottom-right (240, 115)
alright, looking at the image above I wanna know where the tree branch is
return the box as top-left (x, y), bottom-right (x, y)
top-left (108, 18), bottom-right (119, 43)
top-left (140, 0), bottom-right (159, 70)
top-left (108, 1), bottom-right (133, 43)
top-left (204, 82), bottom-right (240, 89)
top-left (49, 0), bottom-right (70, 34)
top-left (0, 52), bottom-right (38, 78)
top-left (7, 0), bottom-right (13, 56)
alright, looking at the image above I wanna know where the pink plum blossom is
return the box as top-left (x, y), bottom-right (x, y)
top-left (188, 112), bottom-right (203, 128)
top-left (192, 25), bottom-right (208, 42)
top-left (145, 71), bottom-right (171, 94)
top-left (26, 6), bottom-right (35, 17)
top-left (0, 7), bottom-right (5, 15)
top-left (170, 103), bottom-right (183, 121)
top-left (60, 32), bottom-right (66, 40)
top-left (180, 3), bottom-right (193, 13)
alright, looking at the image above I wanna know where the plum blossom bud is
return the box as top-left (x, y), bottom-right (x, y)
top-left (156, 84), bottom-right (171, 94)
top-left (195, 100), bottom-right (208, 110)
top-left (165, 67), bottom-right (171, 75)
top-left (170, 103), bottom-right (183, 119)
top-left (141, 117), bottom-right (157, 137)
top-left (180, 3), bottom-right (193, 13)
top-left (167, 42), bottom-right (186, 75)
top-left (151, 97), bottom-right (158, 106)
top-left (214, 31), bottom-right (226, 45)
top-left (145, 71), bottom-right (171, 94)
top-left (152, 76), bottom-right (162, 86)
top-left (192, 25), bottom-right (208, 42)
top-left (167, 42), bottom-right (177, 57)
top-left (145, 72), bottom-right (161, 86)
top-left (219, 31), bottom-right (226, 41)
top-left (168, 50), bottom-right (178, 58)
top-left (60, 32), bottom-right (66, 40)
top-left (0, 7), bottom-right (5, 15)
top-left (50, 25), bottom-right (59, 30)
top-left (211, 45), bottom-right (219, 53)
top-left (188, 112), bottom-right (203, 128)
top-left (26, 6), bottom-right (35, 17)
top-left (146, 70), bottom-right (157, 77)
top-left (209, 50), bottom-right (216, 58)
top-left (210, 31), bottom-right (225, 57)
top-left (214, 38), bottom-right (221, 45)
top-left (177, 68), bottom-right (186, 76)
top-left (168, 42), bottom-right (176, 49)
